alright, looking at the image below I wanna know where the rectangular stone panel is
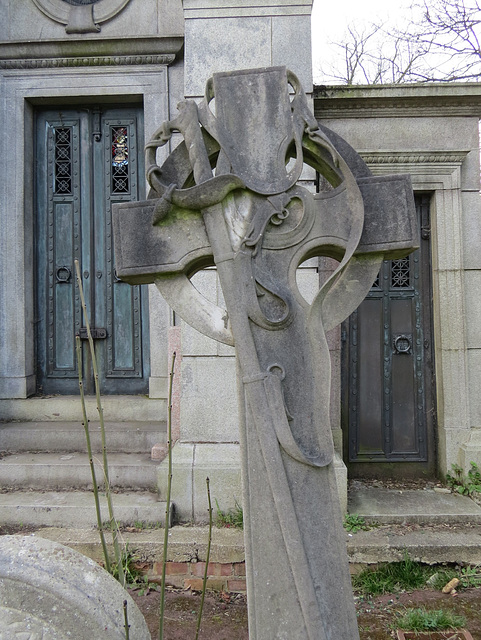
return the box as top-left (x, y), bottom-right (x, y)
top-left (356, 174), bottom-right (419, 258)
top-left (180, 357), bottom-right (239, 442)
top-left (184, 17), bottom-right (271, 96)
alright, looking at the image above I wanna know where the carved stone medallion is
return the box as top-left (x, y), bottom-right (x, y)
top-left (31, 0), bottom-right (131, 33)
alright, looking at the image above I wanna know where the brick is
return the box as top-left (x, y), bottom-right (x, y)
top-left (184, 578), bottom-right (227, 592)
top-left (151, 443), bottom-right (168, 461)
top-left (227, 579), bottom-right (247, 593)
top-left (193, 562), bottom-right (232, 577)
top-left (165, 562), bottom-right (189, 575)
top-left (191, 562), bottom-right (206, 577)
top-left (233, 562), bottom-right (246, 576)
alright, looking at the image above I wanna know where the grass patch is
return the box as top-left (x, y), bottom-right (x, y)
top-left (214, 499), bottom-right (243, 529)
top-left (352, 555), bottom-right (432, 596)
top-left (353, 557), bottom-right (481, 598)
top-left (459, 565), bottom-right (481, 588)
top-left (394, 607), bottom-right (466, 631)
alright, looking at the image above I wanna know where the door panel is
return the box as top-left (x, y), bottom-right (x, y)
top-left (343, 194), bottom-right (435, 475)
top-left (35, 106), bottom-right (149, 395)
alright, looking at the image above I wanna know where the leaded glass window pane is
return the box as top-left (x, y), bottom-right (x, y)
top-left (111, 126), bottom-right (129, 194)
top-left (54, 127), bottom-right (72, 194)
top-left (391, 257), bottom-right (410, 288)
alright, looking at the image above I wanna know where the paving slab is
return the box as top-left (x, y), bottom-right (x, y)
top-left (349, 485), bottom-right (481, 524)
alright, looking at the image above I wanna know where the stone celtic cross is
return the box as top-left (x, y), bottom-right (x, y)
top-left (113, 67), bottom-right (417, 639)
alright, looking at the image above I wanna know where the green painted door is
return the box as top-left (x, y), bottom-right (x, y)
top-left (35, 106), bottom-right (149, 395)
top-left (342, 194), bottom-right (436, 476)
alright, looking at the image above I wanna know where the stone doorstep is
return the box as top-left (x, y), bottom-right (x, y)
top-left (349, 486), bottom-right (481, 525)
top-left (0, 396), bottom-right (167, 423)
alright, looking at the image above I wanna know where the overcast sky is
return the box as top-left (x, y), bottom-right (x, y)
top-left (311, 0), bottom-right (414, 82)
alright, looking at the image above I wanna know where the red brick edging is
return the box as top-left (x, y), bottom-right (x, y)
top-left (149, 560), bottom-right (246, 593)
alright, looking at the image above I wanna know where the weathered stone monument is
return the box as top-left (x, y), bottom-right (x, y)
top-left (113, 66), bottom-right (418, 639)
top-left (0, 535), bottom-right (150, 639)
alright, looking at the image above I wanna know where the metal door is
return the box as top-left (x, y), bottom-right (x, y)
top-left (342, 194), bottom-right (436, 475)
top-left (35, 106), bottom-right (149, 394)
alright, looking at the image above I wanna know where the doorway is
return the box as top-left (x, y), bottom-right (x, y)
top-left (342, 194), bottom-right (436, 477)
top-left (35, 106), bottom-right (149, 395)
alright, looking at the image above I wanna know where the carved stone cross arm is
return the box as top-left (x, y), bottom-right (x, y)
top-left (113, 67), bottom-right (418, 640)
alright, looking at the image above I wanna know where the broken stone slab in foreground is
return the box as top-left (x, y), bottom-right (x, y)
top-left (0, 535), bottom-right (150, 639)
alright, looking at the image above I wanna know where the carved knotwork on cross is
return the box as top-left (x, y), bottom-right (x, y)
top-left (113, 67), bottom-right (418, 640)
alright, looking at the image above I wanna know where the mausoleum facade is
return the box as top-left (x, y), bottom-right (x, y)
top-left (1, 0), bottom-right (481, 520)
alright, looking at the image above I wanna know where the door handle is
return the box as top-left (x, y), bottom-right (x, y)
top-left (393, 334), bottom-right (412, 354)
top-left (56, 266), bottom-right (71, 283)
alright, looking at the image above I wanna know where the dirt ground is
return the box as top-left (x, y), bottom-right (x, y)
top-left (129, 585), bottom-right (481, 640)
top-left (129, 588), bottom-right (248, 640)
top-left (2, 523), bottom-right (480, 638)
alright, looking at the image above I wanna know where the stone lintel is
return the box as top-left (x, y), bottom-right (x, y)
top-left (0, 36), bottom-right (184, 68)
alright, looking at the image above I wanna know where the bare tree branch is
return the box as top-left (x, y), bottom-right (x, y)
top-left (317, 0), bottom-right (481, 84)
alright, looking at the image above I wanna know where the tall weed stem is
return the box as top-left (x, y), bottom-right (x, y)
top-left (74, 259), bottom-right (125, 587)
top-left (195, 477), bottom-right (213, 640)
top-left (123, 600), bottom-right (130, 640)
top-left (75, 335), bottom-right (110, 572)
top-left (159, 350), bottom-right (176, 640)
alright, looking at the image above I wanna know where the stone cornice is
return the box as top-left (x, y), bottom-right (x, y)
top-left (0, 36), bottom-right (183, 69)
top-left (0, 54), bottom-right (176, 69)
top-left (314, 83), bottom-right (481, 118)
top-left (359, 150), bottom-right (469, 165)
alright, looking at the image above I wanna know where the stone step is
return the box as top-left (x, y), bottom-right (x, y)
top-left (0, 490), bottom-right (170, 529)
top-left (348, 485), bottom-right (481, 524)
top-left (0, 395), bottom-right (166, 423)
top-left (0, 421), bottom-right (166, 454)
top-left (0, 452), bottom-right (158, 491)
